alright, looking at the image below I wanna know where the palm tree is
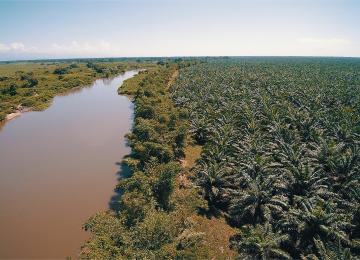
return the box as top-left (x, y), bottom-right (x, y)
top-left (228, 156), bottom-right (288, 225)
top-left (195, 160), bottom-right (234, 210)
top-left (281, 199), bottom-right (351, 255)
top-left (302, 239), bottom-right (353, 260)
top-left (230, 224), bottom-right (291, 260)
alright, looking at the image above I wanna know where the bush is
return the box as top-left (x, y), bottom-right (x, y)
top-left (53, 67), bottom-right (69, 75)
top-left (1, 84), bottom-right (17, 96)
top-left (153, 162), bottom-right (180, 210)
top-left (24, 77), bottom-right (38, 88)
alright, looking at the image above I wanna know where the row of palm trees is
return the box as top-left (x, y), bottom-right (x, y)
top-left (172, 58), bottom-right (360, 259)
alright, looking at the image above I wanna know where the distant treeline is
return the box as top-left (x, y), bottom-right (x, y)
top-left (0, 56), bottom-right (198, 65)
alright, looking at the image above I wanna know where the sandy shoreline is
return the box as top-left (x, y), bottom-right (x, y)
top-left (4, 106), bottom-right (31, 122)
top-left (6, 112), bottom-right (22, 121)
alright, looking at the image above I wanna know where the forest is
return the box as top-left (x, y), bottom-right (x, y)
top-left (83, 57), bottom-right (360, 259)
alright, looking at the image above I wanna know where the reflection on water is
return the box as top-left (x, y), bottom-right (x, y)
top-left (0, 71), bottom-right (138, 258)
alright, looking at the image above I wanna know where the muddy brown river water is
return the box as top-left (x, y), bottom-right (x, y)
top-left (0, 71), bottom-right (138, 258)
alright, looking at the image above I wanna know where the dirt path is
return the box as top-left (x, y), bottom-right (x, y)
top-left (167, 69), bottom-right (179, 90)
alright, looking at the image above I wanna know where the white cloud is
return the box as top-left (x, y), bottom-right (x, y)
top-left (0, 43), bottom-right (11, 52)
top-left (49, 40), bottom-right (121, 56)
top-left (0, 40), bottom-right (123, 58)
top-left (9, 42), bottom-right (25, 51)
top-left (0, 42), bottom-right (37, 53)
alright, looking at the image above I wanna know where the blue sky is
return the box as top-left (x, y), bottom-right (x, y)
top-left (0, 0), bottom-right (359, 60)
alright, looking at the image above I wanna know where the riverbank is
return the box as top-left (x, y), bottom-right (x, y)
top-left (0, 61), bottom-right (150, 123)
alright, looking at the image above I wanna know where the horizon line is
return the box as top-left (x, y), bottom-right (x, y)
top-left (1, 55), bottom-right (360, 63)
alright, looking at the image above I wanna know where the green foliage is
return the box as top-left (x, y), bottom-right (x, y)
top-left (82, 65), bottom-right (208, 258)
top-left (152, 162), bottom-right (180, 210)
top-left (230, 224), bottom-right (291, 259)
top-left (19, 72), bottom-right (38, 88)
top-left (172, 57), bottom-right (360, 259)
top-left (124, 68), bottom-right (188, 167)
top-left (81, 212), bottom-right (129, 258)
top-left (53, 67), bottom-right (69, 75)
top-left (1, 83), bottom-right (17, 96)
top-left (133, 209), bottom-right (176, 251)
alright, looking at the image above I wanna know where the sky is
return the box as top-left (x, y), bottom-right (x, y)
top-left (0, 0), bottom-right (359, 60)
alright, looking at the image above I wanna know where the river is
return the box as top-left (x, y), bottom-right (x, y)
top-left (0, 70), bottom-right (138, 258)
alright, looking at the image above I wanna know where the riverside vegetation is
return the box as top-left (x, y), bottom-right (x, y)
top-left (82, 57), bottom-right (360, 259)
top-left (81, 63), bottom-right (236, 258)
top-left (0, 59), bottom-right (151, 121)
